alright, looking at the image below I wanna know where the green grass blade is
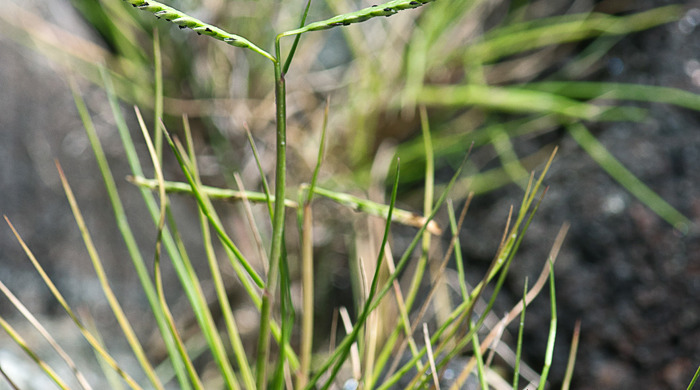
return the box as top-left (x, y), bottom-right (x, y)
top-left (99, 68), bottom-right (194, 390)
top-left (521, 81), bottom-right (700, 112)
top-left (244, 125), bottom-right (275, 220)
top-left (282, 0), bottom-right (313, 74)
top-left (687, 365), bottom-right (700, 390)
top-left (317, 159), bottom-right (402, 390)
top-left (82, 311), bottom-right (124, 390)
top-left (4, 218), bottom-right (144, 390)
top-left (468, 6), bottom-right (681, 63)
top-left (56, 161), bottom-right (164, 390)
top-left (184, 119), bottom-right (257, 390)
top-left (0, 315), bottom-right (70, 390)
top-left (161, 128), bottom-right (264, 288)
top-left (137, 112), bottom-right (205, 390)
top-left (471, 320), bottom-right (488, 390)
top-left (121, 0), bottom-right (275, 62)
top-left (536, 260), bottom-right (558, 390)
top-left (0, 279), bottom-right (90, 390)
top-left (317, 149), bottom-right (471, 390)
top-left (280, 0), bottom-right (434, 37)
top-left (513, 278), bottom-right (528, 390)
top-left (381, 151), bottom-right (553, 389)
top-left (567, 122), bottom-right (691, 231)
top-left (153, 30), bottom-right (164, 159)
top-left (130, 176), bottom-right (297, 207)
top-left (416, 84), bottom-right (646, 121)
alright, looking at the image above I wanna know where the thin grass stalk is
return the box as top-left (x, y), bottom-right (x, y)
top-left (513, 278), bottom-right (528, 390)
top-left (4, 218), bottom-right (144, 390)
top-left (375, 197), bottom-right (471, 387)
top-left (447, 199), bottom-right (469, 300)
top-left (131, 177), bottom-right (441, 234)
top-left (297, 97), bottom-right (330, 389)
top-left (255, 40), bottom-right (286, 390)
top-left (234, 173), bottom-right (270, 271)
top-left (205, 177), bottom-right (258, 389)
top-left (370, 108), bottom-right (437, 385)
top-left (561, 320), bottom-right (581, 390)
top-left (470, 320), bottom-right (487, 390)
top-left (150, 132), bottom-right (300, 370)
top-left (81, 310), bottom-right (124, 390)
top-left (153, 29), bottom-right (163, 159)
top-left (423, 323), bottom-right (441, 390)
top-left (56, 162), bottom-right (164, 390)
top-left (158, 133), bottom-right (247, 390)
top-left (99, 69), bottom-right (192, 389)
top-left (0, 315), bottom-right (70, 390)
top-left (282, 0), bottom-right (312, 74)
top-left (537, 260), bottom-right (558, 390)
top-left (0, 363), bottom-right (21, 390)
top-left (0, 280), bottom-right (92, 390)
top-left (131, 177), bottom-right (297, 208)
top-left (139, 113), bottom-right (207, 390)
top-left (272, 244), bottom-right (295, 390)
top-left (402, 106), bottom-right (435, 323)
top-left (244, 124), bottom-right (275, 220)
top-left (323, 151), bottom-right (471, 390)
top-left (386, 165), bottom-right (551, 390)
top-left (687, 365), bottom-right (700, 390)
top-left (161, 129), bottom-right (264, 287)
top-left (153, 253), bottom-right (205, 389)
top-left (308, 160), bottom-right (402, 390)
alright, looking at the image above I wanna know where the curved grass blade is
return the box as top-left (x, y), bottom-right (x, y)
top-left (521, 81), bottom-right (700, 112)
top-left (567, 122), bottom-right (691, 232)
top-left (467, 6), bottom-right (681, 64)
top-left (416, 84), bottom-right (646, 121)
top-left (121, 0), bottom-right (275, 62)
top-left (279, 0), bottom-right (434, 37)
top-left (137, 113), bottom-right (206, 390)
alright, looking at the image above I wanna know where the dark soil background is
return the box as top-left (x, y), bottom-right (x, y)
top-left (0, 0), bottom-right (699, 389)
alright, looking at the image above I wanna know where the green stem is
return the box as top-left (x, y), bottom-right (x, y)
top-left (256, 42), bottom-right (286, 390)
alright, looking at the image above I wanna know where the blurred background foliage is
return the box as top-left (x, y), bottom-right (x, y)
top-left (7, 0), bottom-right (692, 228)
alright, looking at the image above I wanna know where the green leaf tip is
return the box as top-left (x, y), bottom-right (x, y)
top-left (122, 0), bottom-right (275, 61)
top-left (281, 0), bottom-right (434, 37)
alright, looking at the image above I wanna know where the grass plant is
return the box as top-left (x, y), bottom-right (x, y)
top-left (1, 0), bottom-right (699, 389)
